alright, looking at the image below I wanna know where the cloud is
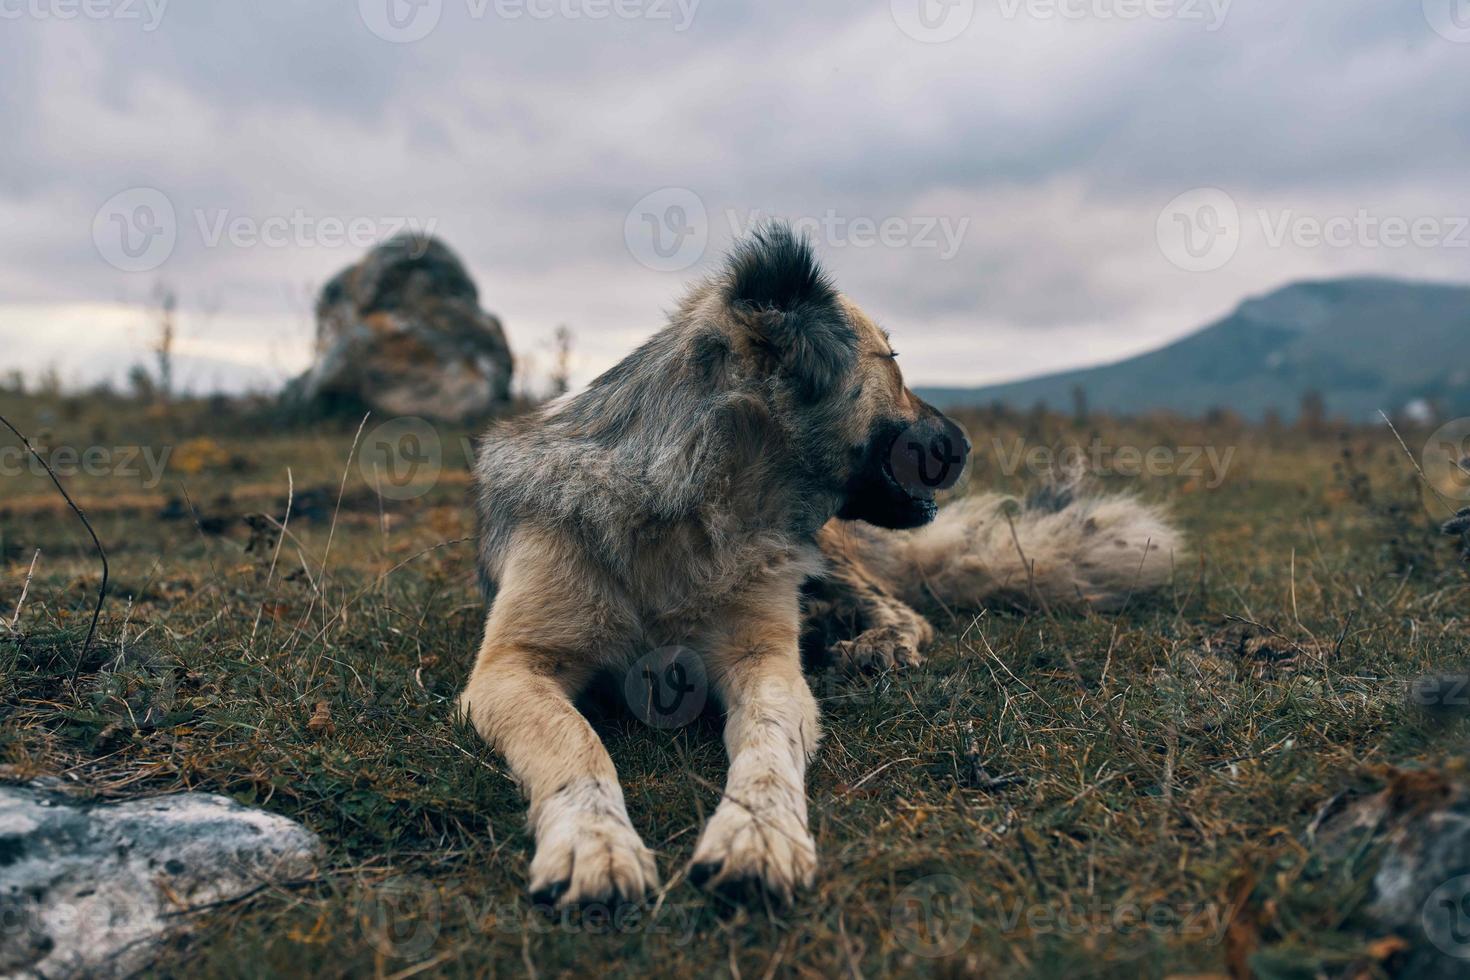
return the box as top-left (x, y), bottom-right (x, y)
top-left (0, 0), bottom-right (1465, 391)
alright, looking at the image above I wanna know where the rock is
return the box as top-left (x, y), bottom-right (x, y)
top-left (291, 235), bottom-right (513, 422)
top-left (1309, 768), bottom-right (1470, 978)
top-left (0, 785), bottom-right (323, 979)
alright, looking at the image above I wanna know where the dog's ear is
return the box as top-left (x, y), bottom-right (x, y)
top-left (723, 223), bottom-right (856, 401)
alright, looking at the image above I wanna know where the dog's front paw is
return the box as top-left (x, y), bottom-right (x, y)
top-left (830, 625), bottom-right (925, 674)
top-left (689, 796), bottom-right (816, 905)
top-left (529, 781), bottom-right (659, 908)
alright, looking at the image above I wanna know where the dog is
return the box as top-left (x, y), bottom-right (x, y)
top-left (458, 224), bottom-right (1180, 907)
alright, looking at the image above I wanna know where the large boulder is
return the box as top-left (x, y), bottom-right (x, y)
top-left (0, 784), bottom-right (323, 978)
top-left (292, 235), bottom-right (513, 421)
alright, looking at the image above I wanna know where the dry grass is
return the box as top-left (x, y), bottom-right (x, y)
top-left (2, 391), bottom-right (1468, 978)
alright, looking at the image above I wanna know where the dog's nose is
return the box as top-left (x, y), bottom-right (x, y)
top-left (889, 414), bottom-right (969, 494)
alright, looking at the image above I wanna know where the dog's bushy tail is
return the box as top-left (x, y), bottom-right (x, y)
top-left (871, 481), bottom-right (1183, 613)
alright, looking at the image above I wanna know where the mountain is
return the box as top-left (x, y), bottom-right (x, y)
top-left (919, 278), bottom-right (1470, 422)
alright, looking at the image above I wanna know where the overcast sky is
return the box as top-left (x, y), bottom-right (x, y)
top-left (2, 0), bottom-right (1468, 394)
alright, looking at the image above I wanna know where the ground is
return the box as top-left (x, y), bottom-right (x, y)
top-left (2, 390), bottom-right (1467, 979)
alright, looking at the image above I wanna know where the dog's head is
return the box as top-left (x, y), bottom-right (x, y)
top-left (719, 224), bottom-right (970, 530)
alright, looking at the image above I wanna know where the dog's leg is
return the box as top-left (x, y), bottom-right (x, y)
top-left (460, 644), bottom-right (658, 906)
top-left (813, 521), bottom-right (934, 673)
top-left (690, 587), bottom-right (820, 903)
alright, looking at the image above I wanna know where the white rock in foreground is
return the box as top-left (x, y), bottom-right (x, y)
top-left (0, 786), bottom-right (322, 978)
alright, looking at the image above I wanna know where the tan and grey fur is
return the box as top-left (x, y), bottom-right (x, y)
top-left (806, 480), bottom-right (1182, 671)
top-left (458, 226), bottom-right (1180, 906)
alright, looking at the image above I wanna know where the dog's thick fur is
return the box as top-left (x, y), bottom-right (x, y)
top-left (805, 478), bottom-right (1182, 671)
top-left (458, 226), bottom-right (1181, 907)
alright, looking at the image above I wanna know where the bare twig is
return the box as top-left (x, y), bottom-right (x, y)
top-left (317, 413), bottom-right (370, 621)
top-left (250, 467), bottom-right (293, 645)
top-left (10, 548), bottom-right (40, 630)
top-left (0, 412), bottom-right (108, 680)
top-left (1380, 410), bottom-right (1451, 509)
top-left (962, 718), bottom-right (1026, 791)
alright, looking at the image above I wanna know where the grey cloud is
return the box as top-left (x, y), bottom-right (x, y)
top-left (0, 0), bottom-right (1467, 389)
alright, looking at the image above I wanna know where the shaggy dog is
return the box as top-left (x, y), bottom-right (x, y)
top-left (458, 225), bottom-right (1180, 907)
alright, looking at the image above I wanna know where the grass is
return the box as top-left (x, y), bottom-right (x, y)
top-left (2, 390), bottom-right (1467, 978)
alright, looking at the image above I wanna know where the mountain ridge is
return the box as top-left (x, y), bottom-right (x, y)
top-left (918, 276), bottom-right (1470, 421)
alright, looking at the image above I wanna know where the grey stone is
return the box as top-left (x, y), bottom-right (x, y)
top-left (0, 785), bottom-right (322, 979)
top-left (1310, 772), bottom-right (1470, 978)
top-left (292, 235), bottom-right (513, 422)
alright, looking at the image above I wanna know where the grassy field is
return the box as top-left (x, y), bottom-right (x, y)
top-left (2, 389), bottom-right (1468, 978)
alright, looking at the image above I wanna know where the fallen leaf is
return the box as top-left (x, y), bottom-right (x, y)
top-left (308, 701), bottom-right (334, 737)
